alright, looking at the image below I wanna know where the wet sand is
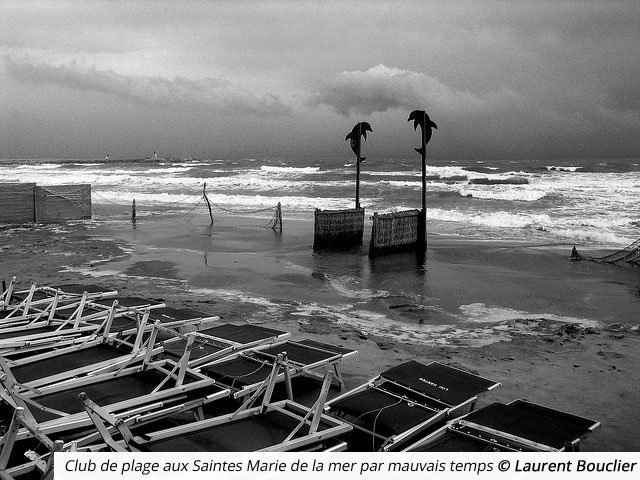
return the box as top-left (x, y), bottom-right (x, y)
top-left (1, 216), bottom-right (639, 450)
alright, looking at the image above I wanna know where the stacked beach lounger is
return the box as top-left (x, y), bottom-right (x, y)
top-left (159, 322), bottom-right (291, 367)
top-left (0, 278), bottom-right (362, 469)
top-left (79, 354), bottom-right (351, 452)
top-left (0, 306), bottom-right (221, 394)
top-left (0, 407), bottom-right (60, 480)
top-left (0, 281), bottom-right (122, 353)
top-left (0, 277), bottom-right (604, 467)
top-left (196, 339), bottom-right (358, 399)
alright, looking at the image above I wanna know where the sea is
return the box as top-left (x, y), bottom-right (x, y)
top-left (1, 156), bottom-right (639, 346)
top-left (1, 156), bottom-right (638, 247)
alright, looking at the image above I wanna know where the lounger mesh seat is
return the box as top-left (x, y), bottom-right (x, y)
top-left (381, 361), bottom-right (498, 406)
top-left (149, 307), bottom-right (212, 323)
top-left (164, 341), bottom-right (223, 361)
top-left (30, 370), bottom-right (196, 423)
top-left (329, 388), bottom-right (437, 438)
top-left (257, 342), bottom-right (341, 364)
top-left (200, 357), bottom-right (273, 388)
top-left (203, 324), bottom-right (286, 344)
top-left (458, 401), bottom-right (598, 450)
top-left (0, 327), bottom-right (60, 340)
top-left (10, 344), bottom-right (129, 384)
top-left (199, 340), bottom-right (350, 389)
top-left (138, 410), bottom-right (333, 452)
top-left (160, 324), bottom-right (287, 361)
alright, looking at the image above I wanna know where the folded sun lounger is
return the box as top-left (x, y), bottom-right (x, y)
top-left (197, 339), bottom-right (357, 398)
top-left (403, 399), bottom-right (600, 452)
top-left (159, 323), bottom-right (290, 367)
top-left (0, 307), bottom-right (218, 393)
top-left (80, 354), bottom-right (351, 452)
top-left (0, 297), bottom-right (168, 354)
top-left (325, 360), bottom-right (500, 451)
top-left (0, 407), bottom-right (61, 480)
top-left (0, 279), bottom-right (117, 325)
top-left (0, 331), bottom-right (229, 441)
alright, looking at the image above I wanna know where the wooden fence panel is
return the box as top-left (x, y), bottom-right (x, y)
top-left (370, 209), bottom-right (421, 256)
top-left (313, 208), bottom-right (365, 248)
top-left (0, 183), bottom-right (36, 224)
top-left (34, 185), bottom-right (92, 223)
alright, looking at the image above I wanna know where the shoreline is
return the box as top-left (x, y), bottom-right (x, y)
top-left (1, 219), bottom-right (639, 450)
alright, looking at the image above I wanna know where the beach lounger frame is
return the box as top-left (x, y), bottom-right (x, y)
top-left (325, 360), bottom-right (500, 451)
top-left (0, 278), bottom-right (117, 325)
top-left (0, 407), bottom-right (61, 480)
top-left (160, 322), bottom-right (290, 368)
top-left (0, 331), bottom-right (225, 442)
top-left (0, 296), bottom-right (171, 354)
top-left (403, 399), bottom-right (601, 452)
top-left (0, 314), bottom-right (172, 392)
top-left (197, 338), bottom-right (358, 399)
top-left (0, 307), bottom-right (221, 393)
top-left (80, 355), bottom-right (352, 452)
top-left (1, 304), bottom-right (219, 362)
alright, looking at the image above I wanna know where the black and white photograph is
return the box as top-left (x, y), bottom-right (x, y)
top-left (0, 1), bottom-right (639, 476)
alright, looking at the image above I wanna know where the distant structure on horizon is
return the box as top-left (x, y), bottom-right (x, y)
top-left (144, 151), bottom-right (161, 162)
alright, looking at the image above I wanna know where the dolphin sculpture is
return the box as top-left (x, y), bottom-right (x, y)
top-left (345, 122), bottom-right (373, 162)
top-left (408, 110), bottom-right (437, 156)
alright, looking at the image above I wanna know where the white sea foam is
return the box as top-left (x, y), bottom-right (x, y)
top-left (140, 166), bottom-right (195, 174)
top-left (366, 170), bottom-right (421, 177)
top-left (458, 303), bottom-right (600, 327)
top-left (548, 227), bottom-right (635, 247)
top-left (291, 304), bottom-right (514, 347)
top-left (260, 166), bottom-right (321, 174)
top-left (93, 190), bottom-right (362, 212)
top-left (458, 187), bottom-right (547, 201)
top-left (15, 163), bottom-right (62, 169)
top-left (546, 165), bottom-right (582, 172)
top-left (429, 208), bottom-right (553, 229)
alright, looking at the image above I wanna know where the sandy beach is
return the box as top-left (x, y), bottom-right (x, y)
top-left (1, 215), bottom-right (638, 451)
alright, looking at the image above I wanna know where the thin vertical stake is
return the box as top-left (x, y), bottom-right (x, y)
top-left (203, 183), bottom-right (213, 225)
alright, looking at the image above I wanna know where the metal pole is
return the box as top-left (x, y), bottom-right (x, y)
top-left (420, 112), bottom-right (427, 248)
top-left (355, 123), bottom-right (361, 209)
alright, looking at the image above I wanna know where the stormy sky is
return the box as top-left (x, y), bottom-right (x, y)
top-left (1, 1), bottom-right (639, 160)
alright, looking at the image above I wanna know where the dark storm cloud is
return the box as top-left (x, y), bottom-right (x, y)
top-left (2, 1), bottom-right (639, 159)
top-left (309, 64), bottom-right (526, 117)
top-left (4, 57), bottom-right (291, 116)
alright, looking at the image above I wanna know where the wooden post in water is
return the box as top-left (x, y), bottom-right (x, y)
top-left (276, 202), bottom-right (283, 231)
top-left (131, 199), bottom-right (136, 222)
top-left (202, 183), bottom-right (213, 225)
